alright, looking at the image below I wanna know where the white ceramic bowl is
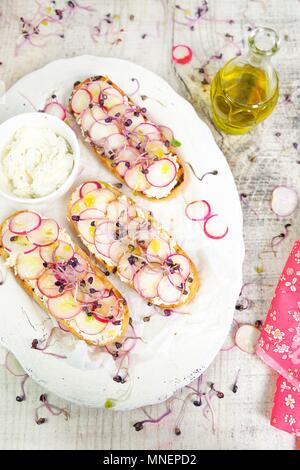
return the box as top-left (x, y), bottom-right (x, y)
top-left (0, 112), bottom-right (80, 205)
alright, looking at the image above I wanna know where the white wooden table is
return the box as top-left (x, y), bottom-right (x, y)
top-left (0, 0), bottom-right (299, 450)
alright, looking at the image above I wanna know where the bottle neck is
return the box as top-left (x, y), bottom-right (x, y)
top-left (247, 50), bottom-right (271, 68)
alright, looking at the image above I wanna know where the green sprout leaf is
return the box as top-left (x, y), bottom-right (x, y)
top-left (104, 399), bottom-right (114, 409)
top-left (170, 138), bottom-right (182, 147)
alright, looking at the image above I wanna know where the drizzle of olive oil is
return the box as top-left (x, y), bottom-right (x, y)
top-left (211, 62), bottom-right (279, 134)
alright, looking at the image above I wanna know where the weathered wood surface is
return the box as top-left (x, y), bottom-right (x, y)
top-left (0, 0), bottom-right (299, 450)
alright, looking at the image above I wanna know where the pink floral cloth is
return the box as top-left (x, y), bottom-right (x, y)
top-left (256, 240), bottom-right (300, 436)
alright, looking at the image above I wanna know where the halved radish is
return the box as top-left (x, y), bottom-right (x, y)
top-left (166, 254), bottom-right (190, 280)
top-left (71, 88), bottom-right (92, 114)
top-left (104, 133), bottom-right (127, 153)
top-left (115, 146), bottom-right (139, 176)
top-left (2, 230), bottom-right (37, 254)
top-left (79, 181), bottom-right (102, 198)
top-left (86, 82), bottom-right (102, 102)
top-left (109, 240), bottom-right (126, 263)
top-left (44, 102), bottom-right (67, 121)
top-left (146, 159), bottom-right (177, 188)
top-left (146, 238), bottom-right (170, 262)
top-left (133, 265), bottom-right (164, 299)
top-left (77, 219), bottom-right (98, 244)
top-left (16, 251), bottom-right (45, 280)
top-left (82, 188), bottom-right (116, 212)
top-left (37, 270), bottom-right (65, 298)
top-left (124, 165), bottom-right (151, 192)
top-left (203, 214), bottom-right (228, 240)
top-left (28, 219), bottom-right (59, 246)
top-left (53, 241), bottom-right (74, 263)
top-left (48, 291), bottom-right (81, 319)
top-left (185, 200), bottom-right (211, 221)
top-left (75, 311), bottom-right (107, 335)
top-left (235, 324), bottom-right (260, 354)
top-left (157, 275), bottom-right (182, 304)
top-left (172, 45), bottom-right (193, 64)
top-left (9, 211), bottom-right (41, 235)
top-left (159, 125), bottom-right (174, 143)
top-left (89, 121), bottom-right (119, 145)
top-left (133, 122), bottom-right (162, 141)
top-left (100, 87), bottom-right (124, 109)
top-left (271, 186), bottom-right (299, 217)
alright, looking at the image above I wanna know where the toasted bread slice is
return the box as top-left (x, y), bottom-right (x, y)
top-left (69, 76), bottom-right (185, 200)
top-left (68, 181), bottom-right (199, 309)
top-left (0, 211), bottom-right (129, 346)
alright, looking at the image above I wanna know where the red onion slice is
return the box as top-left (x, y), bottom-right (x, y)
top-left (9, 211), bottom-right (41, 235)
top-left (185, 200), bottom-right (211, 221)
top-left (146, 158), bottom-right (177, 188)
top-left (172, 45), bottom-right (193, 64)
top-left (271, 185), bottom-right (299, 217)
top-left (235, 324), bottom-right (260, 354)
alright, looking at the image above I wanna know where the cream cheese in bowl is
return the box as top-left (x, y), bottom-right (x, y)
top-left (0, 112), bottom-right (80, 205)
top-left (2, 126), bottom-right (74, 198)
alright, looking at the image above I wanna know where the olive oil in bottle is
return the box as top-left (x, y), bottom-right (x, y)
top-left (211, 27), bottom-right (280, 134)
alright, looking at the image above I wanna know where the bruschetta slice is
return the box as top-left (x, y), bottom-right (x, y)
top-left (69, 76), bottom-right (185, 200)
top-left (68, 181), bottom-right (199, 309)
top-left (0, 211), bottom-right (129, 346)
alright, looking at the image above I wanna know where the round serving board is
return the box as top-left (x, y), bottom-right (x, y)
top-left (0, 56), bottom-right (244, 410)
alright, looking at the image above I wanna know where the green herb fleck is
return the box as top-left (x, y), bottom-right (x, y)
top-left (255, 266), bottom-right (264, 274)
top-left (171, 138), bottom-right (182, 147)
top-left (104, 399), bottom-right (114, 409)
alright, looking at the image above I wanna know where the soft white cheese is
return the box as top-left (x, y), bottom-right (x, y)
top-left (1, 127), bottom-right (74, 198)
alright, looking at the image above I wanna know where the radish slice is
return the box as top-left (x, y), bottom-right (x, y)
top-left (77, 219), bottom-right (98, 244)
top-left (99, 291), bottom-right (120, 318)
top-left (124, 165), bottom-right (151, 192)
top-left (75, 312), bottom-right (107, 335)
top-left (172, 45), bottom-right (193, 64)
top-left (106, 199), bottom-right (136, 223)
top-left (100, 87), bottom-right (124, 109)
top-left (146, 140), bottom-right (169, 156)
top-left (82, 188), bottom-right (116, 212)
top-left (71, 89), bottom-right (92, 114)
top-left (203, 215), bottom-right (228, 240)
top-left (86, 82), bottom-right (102, 102)
top-left (80, 109), bottom-right (96, 132)
top-left (146, 238), bottom-right (170, 262)
top-left (185, 200), bottom-right (211, 221)
top-left (133, 266), bottom-right (164, 299)
top-left (37, 270), bottom-right (65, 298)
top-left (16, 251), bottom-right (45, 280)
top-left (118, 254), bottom-right (139, 281)
top-left (133, 123), bottom-right (162, 141)
top-left (235, 324), bottom-right (260, 354)
top-left (168, 271), bottom-right (186, 289)
top-left (109, 241), bottom-right (125, 263)
top-left (89, 121), bottom-right (119, 145)
top-left (44, 102), bottom-right (67, 121)
top-left (94, 221), bottom-right (116, 246)
top-left (123, 110), bottom-right (145, 130)
top-left (28, 219), bottom-right (59, 246)
top-left (79, 208), bottom-right (105, 220)
top-left (157, 275), bottom-right (182, 303)
top-left (52, 241), bottom-right (74, 263)
top-left (146, 159), bottom-right (177, 188)
top-left (108, 103), bottom-right (130, 117)
top-left (48, 291), bottom-right (81, 320)
top-left (271, 186), bottom-right (299, 217)
top-left (70, 198), bottom-right (87, 217)
top-left (159, 125), bottom-right (174, 143)
top-left (2, 230), bottom-right (37, 254)
top-left (9, 211), bottom-right (41, 235)
top-left (166, 254), bottom-right (190, 280)
top-left (79, 181), bottom-right (102, 198)
top-left (76, 274), bottom-right (105, 304)
top-left (91, 106), bottom-right (108, 121)
top-left (116, 146), bottom-right (139, 176)
top-left (40, 242), bottom-right (58, 263)
top-left (104, 133), bottom-right (127, 152)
